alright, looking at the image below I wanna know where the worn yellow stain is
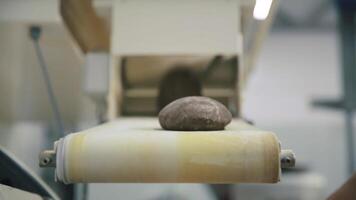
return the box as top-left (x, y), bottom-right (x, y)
top-left (262, 133), bottom-right (280, 183)
top-left (67, 134), bottom-right (86, 182)
top-left (177, 132), bottom-right (280, 183)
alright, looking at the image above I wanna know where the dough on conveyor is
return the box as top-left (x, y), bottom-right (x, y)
top-left (158, 96), bottom-right (232, 131)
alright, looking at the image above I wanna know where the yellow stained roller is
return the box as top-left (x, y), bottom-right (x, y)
top-left (55, 118), bottom-right (280, 184)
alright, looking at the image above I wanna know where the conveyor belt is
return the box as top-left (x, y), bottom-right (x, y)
top-left (40, 118), bottom-right (295, 184)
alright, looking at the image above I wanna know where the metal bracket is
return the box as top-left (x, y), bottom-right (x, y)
top-left (280, 149), bottom-right (296, 168)
top-left (39, 150), bottom-right (56, 168)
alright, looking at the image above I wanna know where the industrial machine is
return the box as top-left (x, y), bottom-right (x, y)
top-left (0, 0), bottom-right (297, 199)
top-left (39, 0), bottom-right (295, 185)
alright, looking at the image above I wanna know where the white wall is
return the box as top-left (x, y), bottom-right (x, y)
top-left (243, 30), bottom-right (352, 196)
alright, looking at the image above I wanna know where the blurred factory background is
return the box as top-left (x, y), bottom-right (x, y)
top-left (0, 0), bottom-right (355, 199)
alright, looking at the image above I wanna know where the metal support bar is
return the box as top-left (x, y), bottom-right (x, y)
top-left (29, 26), bottom-right (65, 137)
top-left (338, 7), bottom-right (356, 175)
top-left (313, 2), bottom-right (356, 175)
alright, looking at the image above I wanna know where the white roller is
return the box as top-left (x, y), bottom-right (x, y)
top-left (52, 118), bottom-right (282, 184)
